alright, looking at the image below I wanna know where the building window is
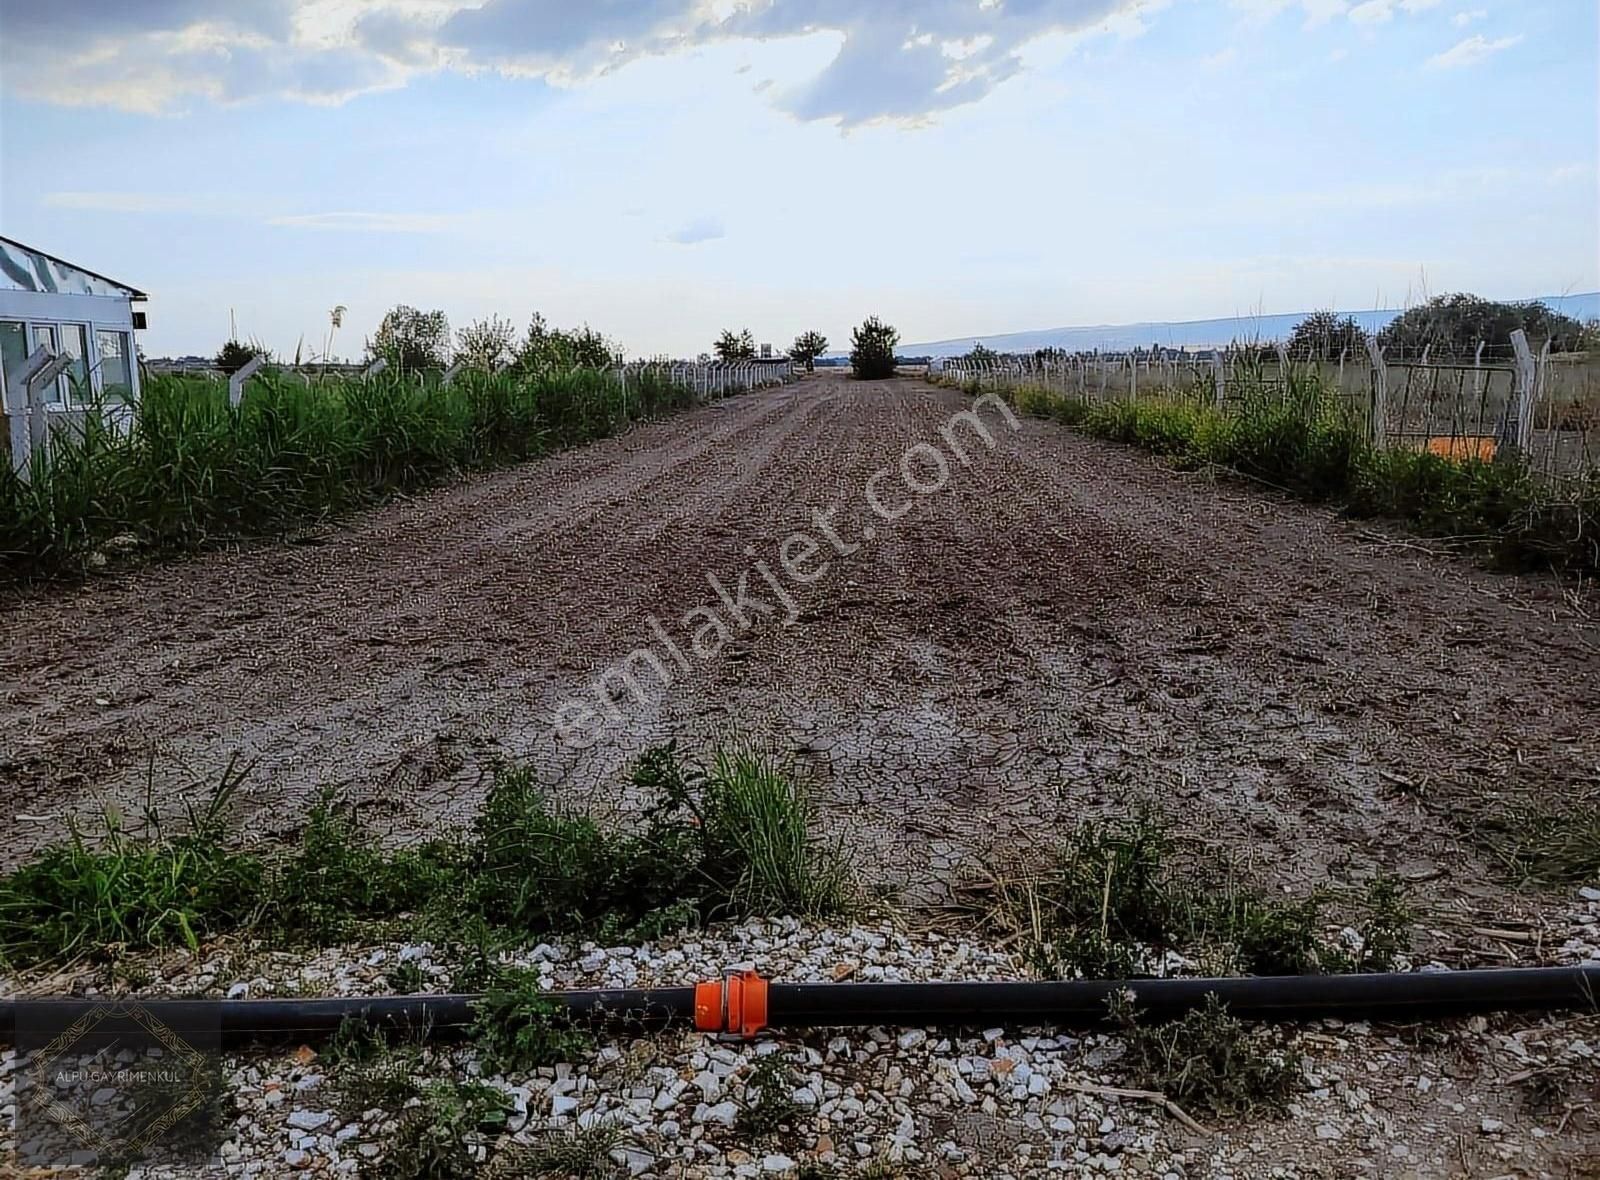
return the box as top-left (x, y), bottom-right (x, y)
top-left (0, 321), bottom-right (25, 406)
top-left (96, 329), bottom-right (133, 402)
top-left (59, 324), bottom-right (91, 402)
top-left (31, 325), bottom-right (63, 405)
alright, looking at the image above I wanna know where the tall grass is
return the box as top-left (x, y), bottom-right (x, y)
top-left (989, 374), bottom-right (1600, 574)
top-left (0, 366), bottom-right (696, 582)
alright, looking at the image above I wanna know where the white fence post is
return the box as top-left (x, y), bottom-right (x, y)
top-left (1473, 340), bottom-right (1487, 399)
top-left (28, 348), bottom-right (69, 462)
top-left (363, 358), bottom-right (389, 381)
top-left (228, 355), bottom-right (267, 407)
top-left (441, 361), bottom-right (465, 387)
top-left (1365, 338), bottom-right (1387, 446)
top-left (1212, 353), bottom-right (1226, 410)
top-left (1508, 329), bottom-right (1537, 454)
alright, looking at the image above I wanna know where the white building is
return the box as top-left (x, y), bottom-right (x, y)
top-left (1, 236), bottom-right (146, 467)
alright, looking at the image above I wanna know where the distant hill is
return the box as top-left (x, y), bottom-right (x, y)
top-left (886, 294), bottom-right (1600, 359)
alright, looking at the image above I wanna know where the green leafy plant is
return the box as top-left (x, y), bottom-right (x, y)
top-left (698, 747), bottom-right (849, 919)
top-left (268, 789), bottom-right (466, 942)
top-left (0, 761), bottom-right (262, 966)
top-left (735, 1052), bottom-right (800, 1140)
top-left (469, 966), bottom-right (596, 1074)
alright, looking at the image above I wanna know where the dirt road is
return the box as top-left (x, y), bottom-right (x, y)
top-left (3, 374), bottom-right (1597, 939)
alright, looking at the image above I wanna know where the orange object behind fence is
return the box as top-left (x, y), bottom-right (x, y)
top-left (1424, 436), bottom-right (1497, 463)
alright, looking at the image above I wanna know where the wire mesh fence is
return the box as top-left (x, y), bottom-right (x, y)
top-left (931, 339), bottom-right (1599, 485)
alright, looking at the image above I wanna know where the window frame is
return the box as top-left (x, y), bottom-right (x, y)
top-left (0, 316), bottom-right (136, 409)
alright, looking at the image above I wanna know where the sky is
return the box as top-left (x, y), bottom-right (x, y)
top-left (0, 0), bottom-right (1594, 360)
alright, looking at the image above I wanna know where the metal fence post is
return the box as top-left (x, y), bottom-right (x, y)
top-left (1364, 338), bottom-right (1387, 447)
top-left (228, 355), bottom-right (267, 407)
top-left (1507, 330), bottom-right (1538, 454)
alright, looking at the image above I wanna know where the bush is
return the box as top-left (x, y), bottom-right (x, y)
top-left (1112, 992), bottom-right (1302, 1118)
top-left (0, 738), bottom-right (848, 966)
top-left (850, 317), bottom-right (899, 380)
top-left (984, 374), bottom-right (1600, 575)
top-left (269, 791), bottom-right (466, 942)
top-left (465, 765), bottom-right (701, 941)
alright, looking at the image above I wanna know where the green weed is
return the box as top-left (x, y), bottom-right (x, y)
top-left (735, 1052), bottom-right (801, 1140)
top-left (1111, 991), bottom-right (1302, 1118)
top-left (0, 365), bottom-right (699, 584)
top-left (986, 374), bottom-right (1600, 574)
top-left (324, 1017), bottom-right (426, 1118)
top-left (698, 748), bottom-right (850, 919)
top-left (368, 1080), bottom-right (512, 1180)
top-left (493, 1122), bottom-right (627, 1179)
top-left (466, 765), bottom-right (701, 940)
top-left (269, 789), bottom-right (467, 942)
top-left (0, 763), bottom-right (262, 966)
top-left (469, 966), bottom-right (596, 1074)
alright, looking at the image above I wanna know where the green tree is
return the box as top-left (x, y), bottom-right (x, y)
top-left (214, 339), bottom-right (269, 375)
top-left (1286, 311), bottom-right (1368, 360)
top-left (963, 342), bottom-right (999, 366)
top-left (789, 330), bottom-right (829, 372)
top-left (367, 306), bottom-right (452, 371)
top-left (715, 329), bottom-right (757, 362)
top-left (516, 313), bottom-right (618, 372)
top-left (456, 315), bottom-right (519, 371)
top-left (849, 316), bottom-right (899, 380)
top-left (1377, 294), bottom-right (1586, 359)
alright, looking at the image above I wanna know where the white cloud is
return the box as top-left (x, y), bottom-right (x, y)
top-left (665, 216), bottom-right (726, 246)
top-left (1348, 0), bottom-right (1440, 22)
top-left (1301, 0), bottom-right (1350, 27)
top-left (0, 0), bottom-right (1159, 124)
top-left (1425, 32), bottom-right (1523, 69)
top-left (266, 211), bottom-right (462, 232)
top-left (1452, 9), bottom-right (1487, 26)
top-left (1203, 46), bottom-right (1240, 69)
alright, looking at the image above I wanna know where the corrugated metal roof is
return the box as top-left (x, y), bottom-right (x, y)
top-left (0, 236), bottom-right (147, 299)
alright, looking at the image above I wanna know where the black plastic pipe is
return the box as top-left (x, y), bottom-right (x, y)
top-left (3, 966), bottom-right (1595, 1045)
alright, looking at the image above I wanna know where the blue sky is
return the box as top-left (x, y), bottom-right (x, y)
top-left (0, 0), bottom-right (1593, 359)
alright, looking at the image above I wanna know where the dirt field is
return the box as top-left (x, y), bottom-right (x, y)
top-left (2, 374), bottom-right (1597, 935)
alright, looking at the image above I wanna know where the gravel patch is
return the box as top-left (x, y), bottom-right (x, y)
top-left (4, 911), bottom-right (1597, 1177)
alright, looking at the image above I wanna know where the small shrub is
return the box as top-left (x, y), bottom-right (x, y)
top-left (470, 967), bottom-right (596, 1074)
top-left (1343, 874), bottom-right (1411, 971)
top-left (1112, 992), bottom-right (1302, 1118)
top-left (325, 1017), bottom-right (425, 1117)
top-left (269, 790), bottom-right (466, 941)
top-left (493, 1123), bottom-right (626, 1179)
top-left (370, 1080), bottom-right (511, 1180)
top-left (735, 1052), bottom-right (800, 1140)
top-left (1213, 892), bottom-right (1327, 976)
top-left (467, 765), bottom-right (700, 939)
